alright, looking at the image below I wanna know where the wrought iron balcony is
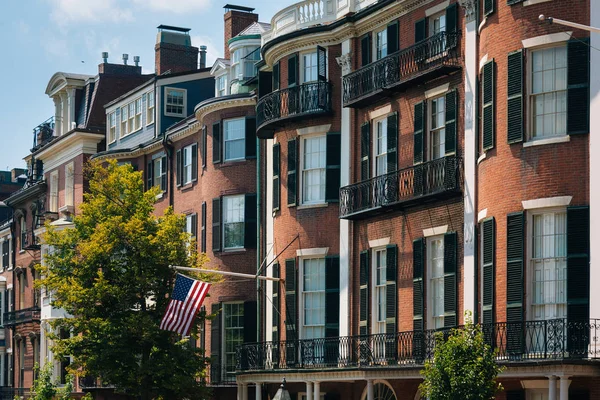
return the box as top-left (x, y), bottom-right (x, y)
top-left (343, 31), bottom-right (461, 108)
top-left (256, 81), bottom-right (332, 138)
top-left (22, 229), bottom-right (41, 250)
top-left (236, 319), bottom-right (600, 373)
top-left (340, 156), bottom-right (461, 219)
top-left (3, 307), bottom-right (41, 327)
top-left (32, 116), bottom-right (56, 152)
top-left (209, 363), bottom-right (236, 386)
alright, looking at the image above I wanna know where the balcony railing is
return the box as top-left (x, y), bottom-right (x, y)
top-left (340, 156), bottom-right (461, 219)
top-left (343, 31), bottom-right (461, 107)
top-left (79, 376), bottom-right (115, 390)
top-left (3, 307), bottom-right (41, 327)
top-left (237, 319), bottom-right (600, 372)
top-left (22, 229), bottom-right (41, 250)
top-left (209, 363), bottom-right (237, 386)
top-left (32, 117), bottom-right (55, 152)
top-left (256, 81), bottom-right (332, 138)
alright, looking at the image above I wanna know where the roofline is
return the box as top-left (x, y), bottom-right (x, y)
top-left (104, 77), bottom-right (156, 108)
top-left (194, 92), bottom-right (254, 113)
top-left (228, 34), bottom-right (262, 45)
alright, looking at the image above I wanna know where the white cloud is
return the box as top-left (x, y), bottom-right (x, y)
top-left (191, 35), bottom-right (221, 67)
top-left (41, 32), bottom-right (69, 58)
top-left (48, 0), bottom-right (134, 27)
top-left (132, 0), bottom-right (212, 14)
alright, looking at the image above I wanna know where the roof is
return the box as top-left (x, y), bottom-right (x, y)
top-left (237, 21), bottom-right (271, 36)
top-left (224, 4), bottom-right (255, 12)
top-left (157, 25), bottom-right (190, 33)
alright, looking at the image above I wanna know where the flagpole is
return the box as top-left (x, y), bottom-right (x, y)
top-left (170, 265), bottom-right (283, 282)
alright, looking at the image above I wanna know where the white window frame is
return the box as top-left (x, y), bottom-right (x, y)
top-left (428, 94), bottom-right (446, 160)
top-left (182, 144), bottom-right (194, 184)
top-left (429, 11), bottom-right (446, 37)
top-left (120, 106), bottom-right (128, 137)
top-left (128, 101), bottom-right (135, 133)
top-left (19, 216), bottom-right (26, 251)
top-left (49, 171), bottom-right (59, 213)
top-left (427, 235), bottom-right (445, 330)
top-left (185, 214), bottom-right (196, 239)
top-left (223, 117), bottom-right (246, 162)
top-left (300, 134), bottom-right (327, 205)
top-left (231, 48), bottom-right (242, 81)
top-left (373, 116), bottom-right (388, 177)
top-left (374, 27), bottom-right (388, 61)
top-left (301, 51), bottom-right (318, 84)
top-left (164, 87), bottom-right (186, 117)
top-left (134, 97), bottom-right (142, 131)
top-left (64, 162), bottom-right (74, 207)
top-left (371, 247), bottom-right (387, 335)
top-left (216, 75), bottom-right (227, 97)
top-left (146, 91), bottom-right (155, 125)
top-left (152, 157), bottom-right (165, 191)
top-left (222, 301), bottom-right (244, 378)
top-left (108, 111), bottom-right (117, 144)
top-left (527, 43), bottom-right (568, 141)
top-left (242, 46), bottom-right (260, 80)
top-left (222, 195), bottom-right (245, 250)
top-left (300, 256), bottom-right (326, 340)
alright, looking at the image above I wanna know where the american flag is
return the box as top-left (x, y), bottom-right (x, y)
top-left (160, 274), bottom-right (211, 335)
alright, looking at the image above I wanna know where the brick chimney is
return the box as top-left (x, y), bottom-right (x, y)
top-left (155, 25), bottom-right (199, 75)
top-left (224, 5), bottom-right (259, 59)
top-left (98, 53), bottom-right (142, 75)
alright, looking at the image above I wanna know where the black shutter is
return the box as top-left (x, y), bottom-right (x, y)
top-left (359, 250), bottom-right (369, 335)
top-left (272, 264), bottom-right (280, 341)
top-left (273, 143), bottom-right (280, 211)
top-left (387, 21), bottom-right (399, 54)
top-left (287, 139), bottom-right (297, 206)
top-left (386, 245), bottom-right (397, 334)
top-left (245, 117), bottom-right (257, 158)
top-left (484, 0), bottom-right (494, 16)
top-left (160, 156), bottom-right (167, 191)
top-left (360, 122), bottom-right (371, 181)
top-left (415, 18), bottom-right (426, 43)
top-left (360, 34), bottom-right (371, 67)
top-left (201, 202), bottom-right (206, 253)
top-left (191, 213), bottom-right (198, 239)
top-left (284, 258), bottom-right (297, 366)
top-left (199, 306), bottom-right (206, 349)
top-left (507, 0), bottom-right (524, 5)
top-left (326, 131), bottom-right (341, 202)
top-left (445, 89), bottom-right (457, 155)
top-left (325, 256), bottom-right (340, 338)
top-left (506, 390), bottom-right (525, 400)
top-left (202, 127), bottom-right (207, 168)
top-left (243, 194), bottom-right (257, 249)
top-left (212, 198), bottom-right (221, 252)
top-left (258, 70), bottom-right (273, 99)
top-left (210, 303), bottom-right (221, 381)
top-left (387, 113), bottom-right (398, 172)
top-left (146, 160), bottom-right (153, 190)
top-left (243, 301), bottom-right (257, 343)
top-left (443, 232), bottom-right (457, 327)
top-left (288, 54), bottom-right (298, 87)
top-left (567, 38), bottom-right (590, 135)
top-left (176, 149), bottom-right (182, 187)
top-left (317, 46), bottom-right (327, 82)
top-left (481, 218), bottom-right (495, 324)
top-left (413, 238), bottom-right (425, 331)
top-left (2, 241), bottom-right (9, 269)
top-left (507, 51), bottom-right (523, 143)
top-left (506, 212), bottom-right (524, 322)
top-left (413, 101), bottom-right (425, 164)
top-left (445, 3), bottom-right (458, 34)
top-left (272, 61), bottom-right (280, 91)
top-left (212, 121), bottom-right (221, 164)
top-left (482, 60), bottom-right (495, 150)
top-left (191, 144), bottom-right (198, 182)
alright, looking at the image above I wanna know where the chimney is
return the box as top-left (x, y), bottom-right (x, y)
top-left (98, 52), bottom-right (142, 75)
top-left (155, 25), bottom-right (199, 75)
top-left (199, 46), bottom-right (207, 69)
top-left (223, 4), bottom-right (259, 59)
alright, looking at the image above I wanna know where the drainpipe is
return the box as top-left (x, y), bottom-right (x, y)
top-left (256, 128), bottom-right (261, 342)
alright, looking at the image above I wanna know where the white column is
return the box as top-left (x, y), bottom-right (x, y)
top-left (367, 380), bottom-right (374, 400)
top-left (52, 96), bottom-right (62, 136)
top-left (66, 88), bottom-right (76, 131)
top-left (306, 381), bottom-right (313, 400)
top-left (0, 352), bottom-right (4, 386)
top-left (314, 381), bottom-right (320, 400)
top-left (237, 383), bottom-right (243, 400)
top-left (559, 376), bottom-right (571, 400)
top-left (460, 0), bottom-right (478, 317)
top-left (265, 137), bottom-right (275, 342)
top-left (59, 92), bottom-right (68, 135)
top-left (590, 0), bottom-right (600, 321)
top-left (548, 375), bottom-right (557, 400)
top-left (242, 383), bottom-right (248, 400)
top-left (255, 383), bottom-right (262, 400)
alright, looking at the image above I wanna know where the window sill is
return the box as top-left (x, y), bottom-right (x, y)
top-left (179, 181), bottom-right (196, 192)
top-left (523, 136), bottom-right (570, 148)
top-left (297, 202), bottom-right (328, 210)
top-left (219, 248), bottom-right (247, 256)
top-left (165, 113), bottom-right (185, 118)
top-left (155, 192), bottom-right (165, 200)
top-left (146, 121), bottom-right (155, 127)
top-left (477, 153), bottom-right (487, 165)
top-left (220, 159), bottom-right (251, 168)
top-left (523, 0), bottom-right (552, 6)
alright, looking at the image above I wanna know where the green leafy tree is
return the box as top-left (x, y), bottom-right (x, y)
top-left (419, 314), bottom-right (504, 400)
top-left (37, 161), bottom-right (214, 400)
top-left (30, 362), bottom-right (74, 400)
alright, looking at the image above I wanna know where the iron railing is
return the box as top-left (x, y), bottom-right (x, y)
top-left (3, 307), bottom-right (41, 327)
top-left (237, 319), bottom-right (600, 372)
top-left (339, 156), bottom-right (461, 218)
top-left (32, 117), bottom-right (55, 151)
top-left (79, 376), bottom-right (115, 390)
top-left (256, 81), bottom-right (332, 133)
top-left (209, 363), bottom-right (237, 385)
top-left (22, 229), bottom-right (40, 250)
top-left (343, 31), bottom-right (461, 107)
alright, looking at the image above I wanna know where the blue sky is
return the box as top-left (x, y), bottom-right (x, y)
top-left (0, 0), bottom-right (293, 172)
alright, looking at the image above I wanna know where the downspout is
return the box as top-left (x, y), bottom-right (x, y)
top-left (256, 122), bottom-right (261, 342)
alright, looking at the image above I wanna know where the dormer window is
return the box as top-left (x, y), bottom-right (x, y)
top-left (231, 46), bottom-right (260, 81)
top-left (216, 75), bottom-right (227, 97)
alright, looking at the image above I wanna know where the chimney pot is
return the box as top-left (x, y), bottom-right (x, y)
top-left (134, 55), bottom-right (140, 66)
top-left (102, 52), bottom-right (109, 63)
top-left (199, 46), bottom-right (207, 68)
top-left (122, 53), bottom-right (129, 65)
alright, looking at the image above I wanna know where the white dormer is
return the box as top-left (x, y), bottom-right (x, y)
top-left (45, 73), bottom-right (92, 137)
top-left (211, 59), bottom-right (231, 97)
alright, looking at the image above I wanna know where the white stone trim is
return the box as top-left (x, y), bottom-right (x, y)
top-left (36, 131), bottom-right (104, 171)
top-left (477, 152), bottom-right (487, 164)
top-left (195, 96), bottom-right (256, 125)
top-left (478, 209), bottom-right (488, 223)
top-left (368, 105), bottom-right (392, 121)
top-left (296, 247), bottom-right (329, 257)
top-left (425, 0), bottom-right (449, 17)
top-left (424, 83), bottom-right (450, 99)
top-left (423, 225), bottom-right (448, 237)
top-left (522, 135), bottom-right (570, 147)
top-left (479, 54), bottom-right (488, 73)
top-left (296, 124), bottom-right (332, 136)
top-left (523, 0), bottom-right (552, 6)
top-left (522, 31), bottom-right (572, 48)
top-left (297, 203), bottom-right (328, 210)
top-left (522, 196), bottom-right (572, 210)
top-left (521, 380), bottom-right (549, 389)
top-left (368, 238), bottom-right (390, 248)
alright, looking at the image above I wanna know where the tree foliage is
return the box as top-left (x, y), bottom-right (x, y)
top-left (37, 161), bottom-right (214, 400)
top-left (30, 362), bottom-right (75, 400)
top-left (419, 314), bottom-right (504, 400)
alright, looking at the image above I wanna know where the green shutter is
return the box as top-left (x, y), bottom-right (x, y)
top-left (360, 34), bottom-right (371, 67)
top-left (387, 113), bottom-right (398, 172)
top-left (567, 206), bottom-right (590, 320)
top-left (326, 131), bottom-right (341, 202)
top-left (415, 18), bottom-right (426, 43)
top-left (413, 101), bottom-right (425, 164)
top-left (258, 70), bottom-right (273, 99)
top-left (212, 198), bottom-right (221, 252)
top-left (272, 264), bottom-right (280, 342)
top-left (212, 121), bottom-right (221, 164)
top-left (359, 250), bottom-right (369, 335)
top-left (243, 194), bottom-right (257, 249)
top-left (245, 117), bottom-right (256, 158)
top-left (201, 127), bottom-right (207, 168)
top-left (176, 149), bottom-right (183, 186)
top-left (210, 303), bottom-right (221, 380)
top-left (387, 21), bottom-right (399, 54)
top-left (484, 0), bottom-right (495, 16)
top-left (325, 256), bottom-right (340, 338)
top-left (272, 62), bottom-right (280, 91)
top-left (445, 89), bottom-right (457, 155)
top-left (413, 238), bottom-right (425, 331)
top-left (386, 245), bottom-right (397, 334)
top-left (287, 139), bottom-right (297, 206)
top-left (443, 232), bottom-right (457, 327)
top-left (445, 3), bottom-right (458, 34)
top-left (243, 301), bottom-right (257, 343)
top-left (284, 258), bottom-right (297, 365)
top-left (360, 122), bottom-right (371, 180)
top-left (506, 212), bottom-right (524, 322)
top-left (201, 202), bottom-right (206, 253)
top-left (160, 156), bottom-right (167, 191)
top-left (482, 60), bottom-right (495, 150)
top-left (507, 51), bottom-right (523, 143)
top-left (317, 46), bottom-right (327, 82)
top-left (567, 38), bottom-right (590, 135)
top-left (288, 54), bottom-right (298, 87)
top-left (146, 160), bottom-right (153, 190)
top-left (481, 218), bottom-right (495, 324)
top-left (273, 143), bottom-right (280, 212)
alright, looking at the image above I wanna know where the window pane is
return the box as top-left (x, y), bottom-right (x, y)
top-left (302, 136), bottom-right (326, 203)
top-left (224, 118), bottom-right (245, 161)
top-left (223, 195), bottom-right (244, 248)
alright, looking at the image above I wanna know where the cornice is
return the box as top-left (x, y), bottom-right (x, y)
top-left (166, 121), bottom-right (202, 143)
top-left (194, 96), bottom-right (256, 126)
top-left (92, 139), bottom-right (163, 162)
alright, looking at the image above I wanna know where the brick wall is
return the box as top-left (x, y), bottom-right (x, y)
top-left (154, 42), bottom-right (199, 76)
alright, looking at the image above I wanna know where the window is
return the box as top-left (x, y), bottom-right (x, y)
top-left (243, 47), bottom-right (260, 79)
top-left (428, 236), bottom-right (444, 329)
top-left (224, 118), bottom-right (245, 161)
top-left (64, 163), bottom-right (74, 207)
top-left (373, 249), bottom-right (387, 334)
top-left (134, 97), bottom-right (142, 130)
top-left (530, 45), bottom-right (567, 139)
top-left (49, 171), bottom-right (58, 212)
top-left (176, 144), bottom-right (197, 187)
top-left (19, 272), bottom-right (26, 309)
top-left (232, 49), bottom-right (242, 80)
top-left (120, 106), bottom-right (128, 137)
top-left (375, 118), bottom-right (388, 176)
top-left (128, 102), bottom-right (135, 133)
top-left (182, 144), bottom-right (195, 184)
top-left (302, 52), bottom-right (318, 83)
top-left (375, 28), bottom-right (388, 60)
top-left (153, 157), bottom-right (165, 190)
top-left (216, 75), bottom-right (227, 97)
top-left (223, 195), bottom-right (244, 249)
top-left (185, 213), bottom-right (197, 240)
top-left (223, 303), bottom-right (244, 377)
top-left (429, 95), bottom-right (446, 159)
top-left (1, 238), bottom-right (10, 270)
top-left (430, 12), bottom-right (446, 36)
top-left (530, 211), bottom-right (566, 321)
top-left (146, 91), bottom-right (155, 125)
top-left (527, 391), bottom-right (548, 400)
top-left (108, 112), bottom-right (116, 143)
top-left (302, 258), bottom-right (325, 339)
top-left (165, 88), bottom-right (186, 117)
top-left (301, 135), bottom-right (326, 204)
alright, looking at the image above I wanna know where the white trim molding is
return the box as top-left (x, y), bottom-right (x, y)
top-left (368, 105), bottom-right (392, 121)
top-left (296, 247), bottom-right (329, 257)
top-left (296, 124), bottom-right (332, 136)
top-left (523, 135), bottom-right (570, 147)
top-left (425, 0), bottom-right (449, 16)
top-left (368, 238), bottom-right (390, 248)
top-left (425, 83), bottom-right (450, 99)
top-left (423, 225), bottom-right (448, 237)
top-left (479, 54), bottom-right (489, 73)
top-left (523, 0), bottom-right (553, 6)
top-left (522, 196), bottom-right (573, 210)
top-left (522, 31), bottom-right (573, 48)
top-left (478, 209), bottom-right (488, 223)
